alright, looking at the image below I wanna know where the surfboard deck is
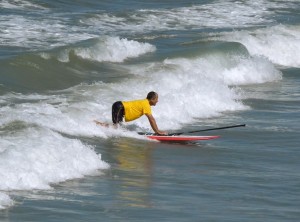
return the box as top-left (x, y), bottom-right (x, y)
top-left (94, 121), bottom-right (220, 142)
top-left (145, 135), bottom-right (220, 141)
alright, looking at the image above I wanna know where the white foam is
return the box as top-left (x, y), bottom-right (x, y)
top-left (218, 25), bottom-right (300, 68)
top-left (0, 14), bottom-right (96, 49)
top-left (0, 125), bottom-right (109, 209)
top-left (0, 192), bottom-right (13, 210)
top-left (2, 0), bottom-right (297, 50)
top-left (82, 0), bottom-right (296, 34)
top-left (0, 96), bottom-right (102, 138)
top-left (0, 127), bottom-right (109, 191)
top-left (221, 56), bottom-right (282, 84)
top-left (0, 92), bottom-right (143, 140)
top-left (0, 0), bottom-right (46, 10)
top-left (74, 37), bottom-right (156, 63)
top-left (191, 54), bottom-right (282, 85)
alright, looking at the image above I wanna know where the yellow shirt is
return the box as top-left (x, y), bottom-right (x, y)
top-left (122, 99), bottom-right (152, 122)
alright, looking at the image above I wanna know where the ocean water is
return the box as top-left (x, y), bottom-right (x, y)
top-left (0, 0), bottom-right (299, 221)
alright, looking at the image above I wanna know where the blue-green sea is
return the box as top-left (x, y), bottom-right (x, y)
top-left (0, 0), bottom-right (299, 221)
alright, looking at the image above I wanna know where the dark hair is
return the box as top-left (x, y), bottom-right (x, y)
top-left (146, 91), bottom-right (157, 100)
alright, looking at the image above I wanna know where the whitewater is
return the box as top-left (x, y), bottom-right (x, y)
top-left (0, 0), bottom-right (299, 221)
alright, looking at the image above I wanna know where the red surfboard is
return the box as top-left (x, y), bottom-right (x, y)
top-left (145, 135), bottom-right (220, 142)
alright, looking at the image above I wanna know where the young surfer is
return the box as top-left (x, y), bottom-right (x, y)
top-left (95, 91), bottom-right (167, 135)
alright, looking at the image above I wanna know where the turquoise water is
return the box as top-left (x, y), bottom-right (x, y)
top-left (0, 0), bottom-right (300, 221)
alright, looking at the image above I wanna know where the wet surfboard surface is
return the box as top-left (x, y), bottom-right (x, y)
top-left (144, 135), bottom-right (220, 141)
